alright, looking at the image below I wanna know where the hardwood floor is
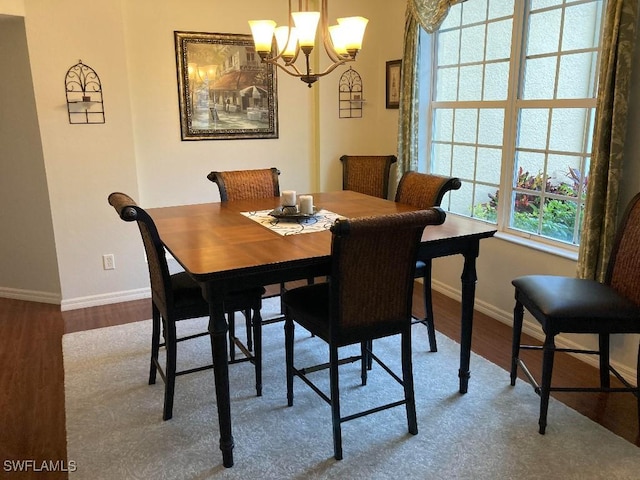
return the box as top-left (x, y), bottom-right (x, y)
top-left (1, 285), bottom-right (637, 479)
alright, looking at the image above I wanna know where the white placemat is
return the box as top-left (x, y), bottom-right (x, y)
top-left (241, 208), bottom-right (343, 236)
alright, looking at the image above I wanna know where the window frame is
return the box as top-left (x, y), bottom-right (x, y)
top-left (422, 0), bottom-right (605, 253)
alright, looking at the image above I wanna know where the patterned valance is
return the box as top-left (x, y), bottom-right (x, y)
top-left (408, 0), bottom-right (466, 33)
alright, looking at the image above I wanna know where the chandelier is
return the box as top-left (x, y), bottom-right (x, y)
top-left (249, 0), bottom-right (368, 87)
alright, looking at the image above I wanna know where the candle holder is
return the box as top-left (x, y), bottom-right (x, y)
top-left (282, 205), bottom-right (298, 215)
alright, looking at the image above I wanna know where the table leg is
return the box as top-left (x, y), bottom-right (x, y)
top-left (206, 284), bottom-right (234, 467)
top-left (458, 241), bottom-right (479, 394)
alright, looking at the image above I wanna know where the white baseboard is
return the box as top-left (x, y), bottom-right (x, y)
top-left (60, 288), bottom-right (150, 311)
top-left (430, 279), bottom-right (638, 385)
top-left (0, 286), bottom-right (61, 305)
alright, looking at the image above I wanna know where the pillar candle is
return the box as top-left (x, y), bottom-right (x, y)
top-left (299, 195), bottom-right (314, 214)
top-left (281, 190), bottom-right (296, 206)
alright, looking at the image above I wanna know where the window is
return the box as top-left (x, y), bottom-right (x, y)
top-left (425, 0), bottom-right (604, 247)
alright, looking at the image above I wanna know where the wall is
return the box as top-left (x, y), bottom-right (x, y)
top-left (0, 14), bottom-right (60, 302)
top-left (20, 0), bottom-right (147, 308)
top-left (122, 0), bottom-right (315, 208)
top-left (318, 0), bottom-right (405, 193)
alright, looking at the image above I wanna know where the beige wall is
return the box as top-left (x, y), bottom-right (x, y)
top-left (1, 0), bottom-right (639, 378)
top-left (0, 14), bottom-right (60, 301)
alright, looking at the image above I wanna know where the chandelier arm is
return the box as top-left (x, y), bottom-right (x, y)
top-left (266, 59), bottom-right (306, 78)
top-left (320, 0), bottom-right (344, 64)
top-left (262, 0), bottom-right (302, 65)
top-left (313, 56), bottom-right (352, 78)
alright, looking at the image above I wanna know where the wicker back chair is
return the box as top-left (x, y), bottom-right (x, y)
top-left (207, 167), bottom-right (301, 326)
top-left (339, 155), bottom-right (397, 199)
top-left (282, 208), bottom-right (447, 460)
top-left (395, 171), bottom-right (461, 352)
top-left (511, 191), bottom-right (640, 435)
top-left (108, 192), bottom-right (264, 420)
top-left (207, 167), bottom-right (281, 201)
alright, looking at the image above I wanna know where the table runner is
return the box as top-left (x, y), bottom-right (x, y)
top-left (241, 209), bottom-right (343, 236)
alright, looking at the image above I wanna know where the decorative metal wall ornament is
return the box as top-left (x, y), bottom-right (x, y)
top-left (65, 60), bottom-right (105, 124)
top-left (338, 67), bottom-right (363, 119)
top-left (174, 31), bottom-right (278, 141)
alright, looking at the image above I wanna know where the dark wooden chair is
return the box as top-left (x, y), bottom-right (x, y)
top-left (510, 192), bottom-right (640, 434)
top-left (282, 208), bottom-right (446, 460)
top-left (207, 167), bottom-right (285, 343)
top-left (207, 167), bottom-right (281, 201)
top-left (395, 171), bottom-right (461, 351)
top-left (108, 192), bottom-right (265, 421)
top-left (339, 154), bottom-right (397, 199)
top-left (207, 167), bottom-right (313, 330)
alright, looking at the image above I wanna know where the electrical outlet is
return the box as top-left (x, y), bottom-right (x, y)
top-left (103, 254), bottom-right (115, 270)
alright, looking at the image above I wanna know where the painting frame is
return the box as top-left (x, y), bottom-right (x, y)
top-left (385, 59), bottom-right (401, 109)
top-left (174, 30), bottom-right (278, 141)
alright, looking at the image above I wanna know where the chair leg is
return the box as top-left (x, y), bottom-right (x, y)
top-left (163, 319), bottom-right (177, 421)
top-left (252, 307), bottom-right (263, 397)
top-left (280, 282), bottom-right (286, 314)
top-left (245, 308), bottom-right (253, 352)
top-left (228, 311), bottom-right (236, 362)
top-left (422, 261), bottom-right (438, 352)
top-left (285, 314), bottom-right (295, 407)
top-left (329, 345), bottom-right (343, 460)
top-left (599, 333), bottom-right (611, 389)
top-left (402, 330), bottom-right (418, 435)
top-left (149, 304), bottom-right (161, 385)
top-left (360, 342), bottom-right (367, 386)
top-left (636, 343), bottom-right (640, 433)
top-left (538, 333), bottom-right (556, 434)
top-left (510, 299), bottom-right (524, 386)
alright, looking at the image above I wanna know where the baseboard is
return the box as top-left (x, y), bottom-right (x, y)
top-left (430, 279), bottom-right (638, 385)
top-left (60, 288), bottom-right (150, 311)
top-left (0, 286), bottom-right (61, 305)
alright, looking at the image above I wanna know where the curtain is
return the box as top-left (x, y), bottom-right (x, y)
top-left (577, 0), bottom-right (638, 282)
top-left (396, 0), bottom-right (465, 178)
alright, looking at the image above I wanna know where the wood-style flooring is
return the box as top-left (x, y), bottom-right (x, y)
top-left (1, 285), bottom-right (638, 479)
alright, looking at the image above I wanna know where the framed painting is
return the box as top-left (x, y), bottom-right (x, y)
top-left (385, 59), bottom-right (401, 109)
top-left (174, 31), bottom-right (278, 141)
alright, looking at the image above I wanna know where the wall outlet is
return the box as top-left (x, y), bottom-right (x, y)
top-left (102, 254), bottom-right (115, 270)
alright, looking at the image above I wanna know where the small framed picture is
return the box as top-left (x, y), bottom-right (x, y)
top-left (385, 59), bottom-right (402, 109)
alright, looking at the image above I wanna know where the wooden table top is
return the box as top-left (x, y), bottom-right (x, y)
top-left (147, 190), bottom-right (496, 283)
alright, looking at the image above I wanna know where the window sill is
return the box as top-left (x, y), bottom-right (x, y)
top-left (494, 230), bottom-right (579, 261)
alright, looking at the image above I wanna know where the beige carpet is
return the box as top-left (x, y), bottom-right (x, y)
top-left (64, 298), bottom-right (640, 479)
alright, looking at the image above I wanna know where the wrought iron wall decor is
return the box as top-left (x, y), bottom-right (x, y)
top-left (174, 31), bottom-right (278, 141)
top-left (65, 60), bottom-right (105, 124)
top-left (338, 67), bottom-right (363, 119)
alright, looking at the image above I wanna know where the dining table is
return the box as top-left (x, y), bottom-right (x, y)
top-left (147, 190), bottom-right (496, 467)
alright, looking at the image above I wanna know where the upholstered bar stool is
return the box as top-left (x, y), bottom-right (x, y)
top-left (510, 192), bottom-right (640, 434)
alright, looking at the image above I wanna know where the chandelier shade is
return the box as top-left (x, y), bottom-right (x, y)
top-left (249, 0), bottom-right (368, 87)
